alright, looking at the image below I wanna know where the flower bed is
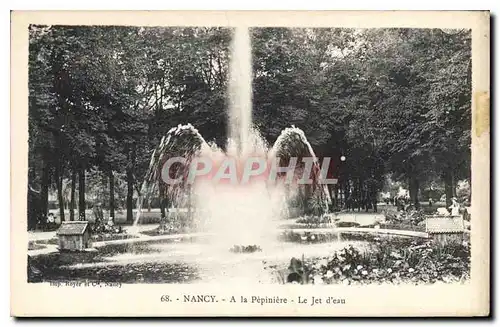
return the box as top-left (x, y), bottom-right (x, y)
top-left (278, 236), bottom-right (470, 285)
top-left (380, 223), bottom-right (425, 232)
top-left (336, 221), bottom-right (361, 228)
top-left (280, 230), bottom-right (417, 245)
top-left (279, 223), bottom-right (335, 230)
top-left (384, 209), bottom-right (426, 226)
top-left (34, 233), bottom-right (138, 247)
top-left (278, 215), bottom-right (336, 229)
top-left (339, 232), bottom-right (413, 242)
top-left (140, 225), bottom-right (195, 236)
top-left (229, 245), bottom-right (262, 253)
top-left (279, 230), bottom-right (339, 244)
top-left (296, 215), bottom-right (333, 225)
top-left (382, 209), bottom-right (428, 232)
top-left (91, 233), bottom-right (138, 242)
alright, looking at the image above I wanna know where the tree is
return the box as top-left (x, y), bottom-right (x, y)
top-left (28, 25), bottom-right (471, 230)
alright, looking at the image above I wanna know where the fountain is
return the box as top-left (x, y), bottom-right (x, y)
top-left (31, 27), bottom-right (371, 286)
top-left (125, 26), bottom-right (336, 282)
top-left (134, 27), bottom-right (330, 243)
top-left (27, 27), bottom-right (461, 286)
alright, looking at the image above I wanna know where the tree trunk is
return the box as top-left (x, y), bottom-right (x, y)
top-left (339, 183), bottom-right (343, 209)
top-left (451, 170), bottom-right (457, 197)
top-left (27, 168), bottom-right (40, 230)
top-left (159, 185), bottom-right (168, 230)
top-left (443, 170), bottom-right (453, 209)
top-left (40, 160), bottom-right (50, 224)
top-left (159, 186), bottom-right (166, 219)
top-left (27, 190), bottom-right (39, 230)
top-left (109, 169), bottom-right (115, 223)
top-left (55, 164), bottom-right (65, 223)
top-left (336, 184), bottom-right (339, 210)
top-left (126, 169), bottom-right (134, 223)
top-left (78, 167), bottom-right (86, 220)
top-left (70, 168), bottom-right (76, 221)
top-left (344, 180), bottom-right (350, 210)
top-left (329, 184), bottom-right (338, 210)
top-left (357, 179), bottom-right (362, 212)
top-left (126, 146), bottom-right (136, 224)
top-left (409, 175), bottom-right (420, 209)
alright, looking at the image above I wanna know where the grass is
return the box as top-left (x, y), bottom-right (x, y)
top-left (28, 241), bottom-right (47, 251)
top-left (28, 240), bottom-right (200, 284)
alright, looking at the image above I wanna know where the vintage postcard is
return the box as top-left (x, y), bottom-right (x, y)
top-left (11, 10), bottom-right (490, 317)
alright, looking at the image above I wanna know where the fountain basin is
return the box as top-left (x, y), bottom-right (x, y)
top-left (28, 228), bottom-right (426, 284)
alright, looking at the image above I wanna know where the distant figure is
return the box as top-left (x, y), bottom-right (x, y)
top-left (46, 212), bottom-right (55, 224)
top-left (395, 196), bottom-right (405, 211)
top-left (44, 212), bottom-right (58, 231)
top-left (428, 198), bottom-right (433, 207)
top-left (93, 203), bottom-right (104, 225)
top-left (449, 197), bottom-right (460, 216)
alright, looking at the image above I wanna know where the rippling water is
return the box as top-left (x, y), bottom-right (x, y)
top-left (30, 237), bottom-right (368, 284)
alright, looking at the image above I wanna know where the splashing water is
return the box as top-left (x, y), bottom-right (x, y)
top-left (133, 124), bottom-right (212, 228)
top-left (194, 26), bottom-right (283, 249)
top-left (131, 27), bottom-right (331, 283)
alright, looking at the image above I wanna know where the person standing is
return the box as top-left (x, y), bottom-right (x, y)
top-left (449, 197), bottom-right (460, 216)
top-left (93, 202), bottom-right (104, 225)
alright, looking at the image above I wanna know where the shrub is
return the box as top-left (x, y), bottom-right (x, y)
top-left (305, 196), bottom-right (328, 216)
top-left (296, 215), bottom-right (332, 226)
top-left (336, 221), bottom-right (361, 228)
top-left (28, 241), bottom-right (46, 251)
top-left (385, 209), bottom-right (426, 226)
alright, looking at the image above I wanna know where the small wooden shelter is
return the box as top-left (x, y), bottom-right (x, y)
top-left (425, 216), bottom-right (465, 245)
top-left (56, 221), bottom-right (92, 251)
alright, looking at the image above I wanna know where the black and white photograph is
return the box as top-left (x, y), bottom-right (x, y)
top-left (11, 10), bottom-right (490, 317)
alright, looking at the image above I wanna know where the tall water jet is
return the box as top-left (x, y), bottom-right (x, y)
top-left (228, 26), bottom-right (253, 155)
top-left (192, 26), bottom-right (284, 254)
